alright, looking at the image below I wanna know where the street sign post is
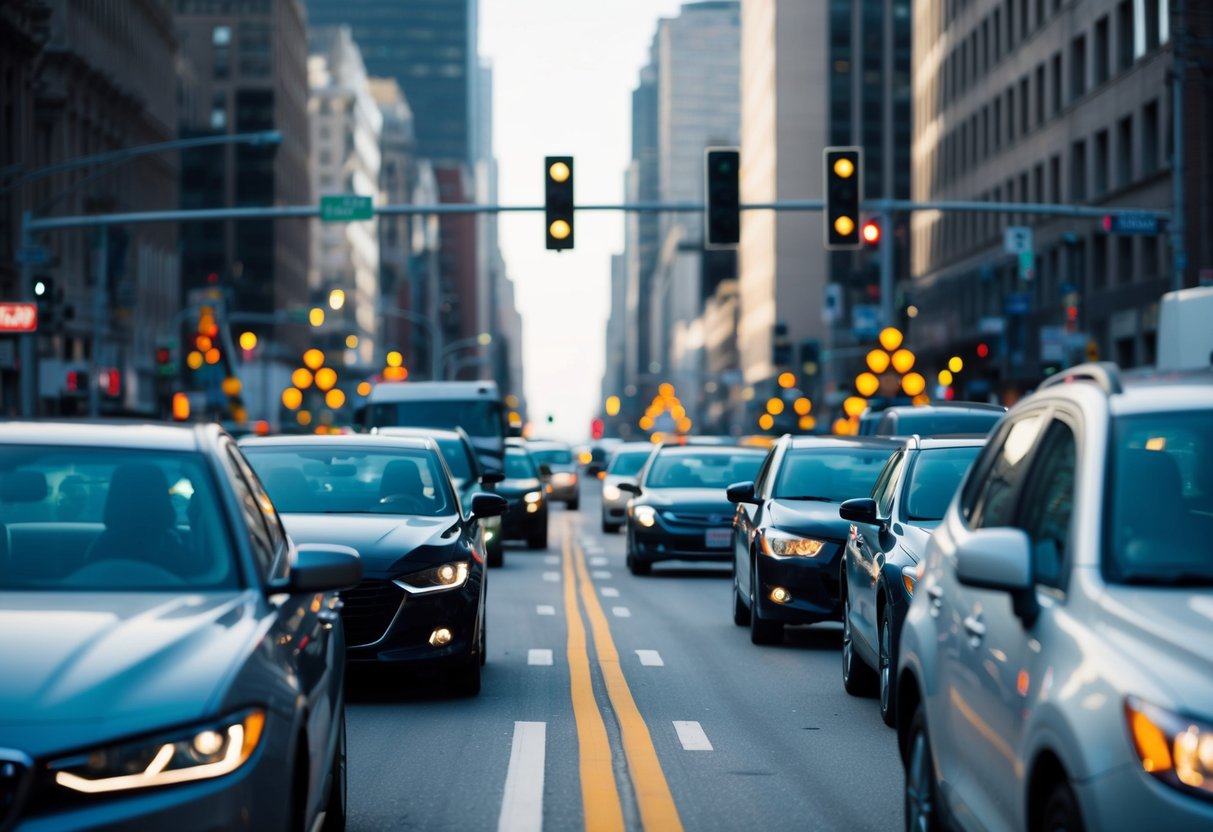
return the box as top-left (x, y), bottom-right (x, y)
top-left (0, 303), bottom-right (38, 333)
top-left (320, 195), bottom-right (373, 222)
top-left (1003, 226), bottom-right (1033, 254)
top-left (15, 246), bottom-right (48, 265)
top-left (1102, 212), bottom-right (1159, 235)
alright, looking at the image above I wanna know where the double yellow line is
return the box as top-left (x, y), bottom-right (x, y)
top-left (562, 517), bottom-right (683, 832)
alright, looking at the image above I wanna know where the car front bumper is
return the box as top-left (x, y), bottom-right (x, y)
top-left (501, 501), bottom-right (547, 539)
top-left (752, 544), bottom-right (844, 624)
top-left (629, 523), bottom-right (734, 564)
top-left (343, 573), bottom-right (483, 667)
top-left (1075, 759), bottom-right (1213, 831)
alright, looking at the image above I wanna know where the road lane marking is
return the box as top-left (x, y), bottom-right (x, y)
top-left (562, 523), bottom-right (626, 832)
top-left (536, 605), bottom-right (556, 616)
top-left (611, 607), bottom-right (631, 618)
top-left (589, 556), bottom-right (609, 566)
top-left (600, 587), bottom-right (620, 598)
top-left (497, 722), bottom-right (545, 832)
top-left (528, 649), bottom-right (553, 666)
top-left (635, 650), bottom-right (664, 667)
top-left (673, 721), bottom-right (713, 751)
top-left (572, 537), bottom-right (685, 832)
top-left (542, 571), bottom-right (560, 582)
top-left (592, 570), bottom-right (612, 579)
top-left (544, 555), bottom-right (560, 565)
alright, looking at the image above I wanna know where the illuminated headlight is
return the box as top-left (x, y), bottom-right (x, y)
top-left (484, 529), bottom-right (495, 542)
top-left (52, 709), bottom-right (265, 794)
top-left (633, 505), bottom-right (657, 528)
top-left (395, 561), bottom-right (470, 594)
top-left (603, 484), bottom-right (622, 501)
top-left (524, 491), bottom-right (543, 504)
top-left (552, 472), bottom-right (576, 486)
top-left (760, 530), bottom-right (826, 557)
top-left (1127, 697), bottom-right (1213, 797)
top-left (901, 564), bottom-right (918, 597)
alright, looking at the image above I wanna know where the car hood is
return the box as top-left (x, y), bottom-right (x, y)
top-left (0, 590), bottom-right (260, 756)
top-left (638, 488), bottom-right (732, 513)
top-left (282, 513), bottom-right (458, 574)
top-left (766, 499), bottom-right (850, 540)
top-left (1099, 588), bottom-right (1213, 691)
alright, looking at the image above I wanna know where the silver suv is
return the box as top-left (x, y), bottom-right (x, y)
top-left (897, 363), bottom-right (1213, 831)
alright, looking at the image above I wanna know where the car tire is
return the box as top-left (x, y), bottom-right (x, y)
top-left (602, 519), bottom-right (621, 534)
top-left (842, 592), bottom-right (878, 696)
top-left (321, 710), bottom-right (347, 832)
top-left (527, 524), bottom-right (548, 550)
top-left (903, 702), bottom-right (943, 832)
top-left (1041, 779), bottom-right (1085, 832)
top-left (732, 566), bottom-right (751, 626)
top-left (567, 498), bottom-right (580, 511)
top-left (879, 604), bottom-right (898, 728)
top-left (450, 657), bottom-right (481, 697)
top-left (479, 604), bottom-right (487, 667)
top-left (748, 563), bottom-right (783, 645)
top-left (487, 542), bottom-right (503, 568)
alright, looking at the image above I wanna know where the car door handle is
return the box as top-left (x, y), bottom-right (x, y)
top-left (926, 585), bottom-right (943, 617)
top-left (963, 614), bottom-right (986, 642)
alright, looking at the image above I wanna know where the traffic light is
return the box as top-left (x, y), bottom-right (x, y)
top-left (155, 341), bottom-right (177, 376)
top-left (591, 418), bottom-right (604, 440)
top-left (824, 147), bottom-right (862, 250)
top-left (544, 156), bottom-right (574, 251)
top-left (704, 147), bottom-right (740, 248)
top-left (862, 220), bottom-right (881, 245)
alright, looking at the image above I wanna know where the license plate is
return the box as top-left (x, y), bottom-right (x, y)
top-left (705, 528), bottom-right (732, 548)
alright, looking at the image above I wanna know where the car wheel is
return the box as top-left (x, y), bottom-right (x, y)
top-left (732, 565), bottom-right (751, 626)
top-left (527, 524), bottom-right (548, 550)
top-left (879, 605), bottom-right (898, 728)
top-left (567, 498), bottom-right (580, 511)
top-left (602, 519), bottom-right (621, 534)
top-left (842, 592), bottom-right (878, 696)
top-left (903, 703), bottom-right (942, 832)
top-left (321, 710), bottom-right (347, 832)
top-left (1041, 779), bottom-right (1085, 832)
top-left (487, 541), bottom-right (503, 568)
top-left (628, 552), bottom-right (651, 576)
top-left (450, 657), bottom-right (481, 697)
top-left (749, 562), bottom-right (783, 645)
top-left (479, 605), bottom-right (487, 667)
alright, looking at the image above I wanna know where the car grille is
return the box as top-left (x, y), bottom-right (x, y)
top-left (340, 580), bottom-right (405, 648)
top-left (662, 511), bottom-right (730, 527)
top-left (0, 753), bottom-right (29, 830)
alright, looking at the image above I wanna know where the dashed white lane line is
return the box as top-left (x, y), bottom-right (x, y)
top-left (544, 555), bottom-right (560, 565)
top-left (542, 571), bottom-right (560, 582)
top-left (600, 587), bottom-right (620, 598)
top-left (589, 556), bottom-right (609, 566)
top-left (635, 650), bottom-right (664, 667)
top-left (497, 721), bottom-right (545, 832)
top-left (592, 570), bottom-right (612, 579)
top-left (673, 721), bottom-right (713, 751)
top-left (536, 605), bottom-right (556, 616)
top-left (612, 607), bottom-right (631, 618)
top-left (527, 649), bottom-right (553, 666)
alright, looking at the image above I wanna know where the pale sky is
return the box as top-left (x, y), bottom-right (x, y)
top-left (480, 0), bottom-right (686, 442)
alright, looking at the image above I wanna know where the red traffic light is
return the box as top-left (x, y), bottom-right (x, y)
top-left (591, 418), bottom-right (604, 440)
top-left (156, 347), bottom-right (171, 365)
top-left (976, 343), bottom-right (990, 359)
top-left (862, 221), bottom-right (880, 244)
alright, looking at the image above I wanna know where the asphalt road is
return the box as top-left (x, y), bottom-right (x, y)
top-left (346, 482), bottom-right (904, 831)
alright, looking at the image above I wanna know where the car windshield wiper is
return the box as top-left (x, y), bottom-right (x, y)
top-left (1117, 572), bottom-right (1213, 587)
top-left (777, 495), bottom-right (836, 502)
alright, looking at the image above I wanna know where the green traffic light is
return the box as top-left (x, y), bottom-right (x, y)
top-left (34, 280), bottom-right (46, 297)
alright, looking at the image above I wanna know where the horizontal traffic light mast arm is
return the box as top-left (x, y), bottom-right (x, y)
top-left (27, 199), bottom-right (1168, 231)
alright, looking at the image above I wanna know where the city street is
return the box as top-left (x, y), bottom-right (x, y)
top-left (345, 483), bottom-right (903, 831)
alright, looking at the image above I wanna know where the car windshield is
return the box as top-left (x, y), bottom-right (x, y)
top-left (0, 446), bottom-right (238, 591)
top-left (504, 448), bottom-right (538, 480)
top-left (243, 446), bottom-right (454, 517)
top-left (1104, 411), bottom-right (1213, 586)
top-left (368, 400), bottom-right (504, 438)
top-left (644, 450), bottom-right (764, 489)
top-left (903, 446), bottom-right (982, 522)
top-left (881, 411), bottom-right (1002, 436)
top-left (530, 447), bottom-right (573, 466)
top-left (608, 450), bottom-right (651, 477)
top-left (773, 447), bottom-right (894, 502)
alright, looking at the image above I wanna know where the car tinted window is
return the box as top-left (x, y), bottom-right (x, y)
top-left (772, 447), bottom-right (893, 502)
top-left (530, 448), bottom-right (573, 465)
top-left (504, 448), bottom-right (538, 479)
top-left (433, 437), bottom-right (474, 482)
top-left (872, 451), bottom-right (905, 517)
top-left (243, 446), bottom-right (454, 517)
top-left (225, 446), bottom-right (278, 580)
top-left (645, 451), bottom-right (764, 489)
top-left (607, 450), bottom-right (651, 476)
top-left (903, 446), bottom-right (982, 522)
top-left (0, 446), bottom-right (238, 591)
top-left (369, 400), bottom-right (503, 438)
top-left (1017, 422), bottom-right (1077, 589)
top-left (966, 414), bottom-right (1044, 529)
top-left (1104, 410), bottom-right (1213, 585)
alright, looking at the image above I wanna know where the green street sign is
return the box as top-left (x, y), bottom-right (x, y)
top-left (320, 194), bottom-right (374, 222)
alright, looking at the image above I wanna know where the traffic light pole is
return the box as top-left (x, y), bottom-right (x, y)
top-left (18, 211), bottom-right (34, 418)
top-left (89, 225), bottom-right (108, 418)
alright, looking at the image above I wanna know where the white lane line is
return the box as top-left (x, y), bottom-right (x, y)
top-left (536, 605), bottom-right (556, 616)
top-left (600, 587), bottom-right (620, 598)
top-left (612, 607), bottom-right (631, 618)
top-left (497, 721), bottom-right (546, 832)
top-left (592, 570), bottom-right (612, 579)
top-left (589, 556), bottom-right (609, 566)
top-left (544, 555), bottom-right (560, 565)
top-left (527, 649), bottom-right (553, 666)
top-left (635, 650), bottom-right (664, 667)
top-left (673, 721), bottom-right (714, 751)
top-left (542, 571), bottom-right (560, 582)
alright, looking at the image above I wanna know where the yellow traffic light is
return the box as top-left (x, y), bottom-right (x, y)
top-left (605, 395), bottom-right (621, 416)
top-left (832, 157), bottom-right (855, 179)
top-left (758, 413), bottom-right (775, 431)
top-left (777, 372), bottom-right (796, 389)
top-left (325, 389), bottom-right (346, 409)
top-left (549, 220), bottom-right (571, 240)
top-left (186, 351), bottom-right (204, 370)
top-left (766, 397), bottom-right (785, 416)
top-left (309, 307), bottom-right (325, 327)
top-left (292, 368), bottom-right (314, 389)
top-left (386, 350), bottom-right (403, 368)
top-left (843, 396), bottom-right (868, 418)
top-left (938, 369), bottom-right (954, 386)
top-left (834, 216), bottom-right (855, 237)
top-left (549, 161), bottom-right (570, 183)
top-left (794, 397), bottom-right (812, 416)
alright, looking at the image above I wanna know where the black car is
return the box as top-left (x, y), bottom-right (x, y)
top-left (496, 442), bottom-right (549, 549)
top-left (727, 436), bottom-right (900, 644)
top-left (871, 401), bottom-right (1005, 436)
top-left (241, 435), bottom-right (506, 696)
top-left (622, 444), bottom-right (766, 575)
top-left (838, 435), bottom-right (985, 725)
top-left (0, 421), bottom-right (360, 831)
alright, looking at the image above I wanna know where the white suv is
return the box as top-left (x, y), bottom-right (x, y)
top-left (896, 363), bottom-right (1213, 831)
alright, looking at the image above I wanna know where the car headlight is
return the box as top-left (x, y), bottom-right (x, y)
top-left (395, 561), bottom-right (470, 594)
top-left (760, 529), bottom-right (826, 557)
top-left (632, 505), bottom-right (658, 528)
top-left (1126, 697), bottom-right (1213, 798)
top-left (51, 709), bottom-right (265, 794)
top-left (901, 564), bottom-right (918, 597)
top-left (603, 484), bottom-right (622, 501)
top-left (524, 490), bottom-right (543, 504)
top-left (553, 472), bottom-right (576, 486)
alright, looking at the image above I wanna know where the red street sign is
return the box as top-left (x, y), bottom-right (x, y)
top-left (0, 303), bottom-right (37, 333)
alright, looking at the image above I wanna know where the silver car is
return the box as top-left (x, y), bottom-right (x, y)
top-left (600, 442), bottom-right (654, 533)
top-left (525, 439), bottom-right (580, 509)
top-left (897, 363), bottom-right (1213, 831)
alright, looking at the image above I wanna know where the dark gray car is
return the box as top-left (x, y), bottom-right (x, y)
top-left (0, 422), bottom-right (360, 831)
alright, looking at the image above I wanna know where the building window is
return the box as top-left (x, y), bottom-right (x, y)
top-left (1093, 233), bottom-right (1108, 292)
top-left (1034, 164), bottom-right (1044, 203)
top-left (1142, 99), bottom-right (1159, 175)
top-left (993, 9), bottom-right (1001, 62)
top-left (1051, 52), bottom-right (1063, 115)
top-left (1035, 64), bottom-right (1046, 127)
top-left (210, 92), bottom-right (226, 130)
top-left (1071, 35), bottom-right (1086, 100)
top-left (1094, 16), bottom-right (1110, 86)
top-left (1094, 129), bottom-right (1109, 197)
top-left (1005, 0), bottom-right (1015, 50)
top-left (1020, 76), bottom-right (1030, 137)
top-left (1117, 1), bottom-right (1134, 71)
top-left (1071, 140), bottom-right (1087, 202)
top-left (212, 25), bottom-right (231, 80)
top-left (1117, 236), bottom-right (1134, 286)
top-left (1007, 87), bottom-right (1016, 143)
top-left (1116, 115), bottom-right (1133, 187)
top-left (1140, 0), bottom-right (1162, 55)
top-left (1050, 154), bottom-right (1062, 203)
top-left (238, 22), bottom-right (272, 78)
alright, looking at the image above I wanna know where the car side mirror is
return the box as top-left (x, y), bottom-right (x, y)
top-left (288, 543), bottom-right (362, 592)
top-left (480, 471), bottom-right (505, 485)
top-left (617, 481), bottom-right (642, 495)
top-left (537, 463), bottom-right (552, 479)
top-left (726, 481), bottom-right (758, 504)
top-left (839, 498), bottom-right (879, 524)
top-left (954, 527), bottom-right (1038, 624)
top-left (470, 492), bottom-right (508, 519)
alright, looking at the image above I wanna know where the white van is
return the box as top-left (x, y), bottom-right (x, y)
top-left (1157, 285), bottom-right (1213, 371)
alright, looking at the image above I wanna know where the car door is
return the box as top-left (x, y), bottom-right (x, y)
top-left (847, 449), bottom-right (905, 661)
top-left (736, 444), bottom-right (777, 600)
top-left (933, 409), bottom-right (1048, 830)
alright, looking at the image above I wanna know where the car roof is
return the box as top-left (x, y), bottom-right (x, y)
top-left (903, 435), bottom-right (989, 450)
top-left (372, 426), bottom-right (467, 442)
top-left (1028, 362), bottom-right (1213, 416)
top-left (367, 381), bottom-right (499, 402)
top-left (881, 402), bottom-right (1006, 416)
top-left (654, 443), bottom-right (766, 455)
top-left (240, 434), bottom-right (434, 451)
top-left (0, 419), bottom-right (210, 451)
top-left (525, 439), bottom-right (572, 449)
top-left (611, 442), bottom-right (656, 453)
top-left (786, 435), bottom-right (902, 451)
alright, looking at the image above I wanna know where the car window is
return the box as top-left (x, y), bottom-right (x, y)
top-left (752, 446), bottom-right (777, 497)
top-left (504, 448), bottom-right (538, 479)
top-left (872, 450), bottom-right (905, 518)
top-left (607, 450), bottom-right (651, 477)
top-left (434, 437), bottom-right (475, 482)
top-left (530, 447), bottom-right (573, 465)
top-left (772, 447), bottom-right (893, 503)
top-left (903, 446), bottom-right (983, 522)
top-left (1017, 421), bottom-right (1077, 590)
top-left (645, 451), bottom-right (764, 489)
top-left (225, 446), bottom-right (278, 580)
top-left (964, 413), bottom-right (1044, 529)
